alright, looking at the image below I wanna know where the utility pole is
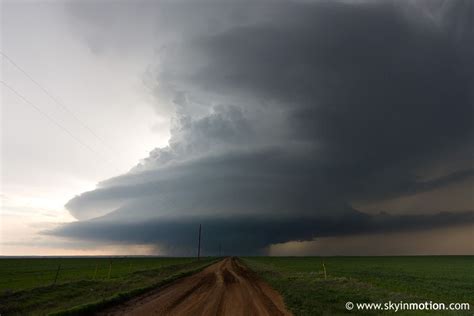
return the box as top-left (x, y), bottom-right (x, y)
top-left (197, 224), bottom-right (202, 260)
top-left (219, 243), bottom-right (221, 257)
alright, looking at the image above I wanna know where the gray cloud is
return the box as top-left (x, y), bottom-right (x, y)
top-left (51, 0), bottom-right (473, 254)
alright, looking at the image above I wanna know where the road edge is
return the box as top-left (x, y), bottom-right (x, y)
top-left (49, 258), bottom-right (221, 316)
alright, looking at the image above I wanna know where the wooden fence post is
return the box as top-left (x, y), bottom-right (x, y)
top-left (93, 263), bottom-right (98, 280)
top-left (53, 264), bottom-right (61, 286)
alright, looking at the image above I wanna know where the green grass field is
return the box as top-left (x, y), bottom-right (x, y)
top-left (0, 257), bottom-right (199, 291)
top-left (0, 257), bottom-right (216, 315)
top-left (1, 256), bottom-right (472, 315)
top-left (243, 256), bottom-right (474, 315)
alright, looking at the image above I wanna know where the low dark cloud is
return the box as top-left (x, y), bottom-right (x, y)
top-left (49, 210), bottom-right (474, 255)
top-left (51, 0), bottom-right (474, 254)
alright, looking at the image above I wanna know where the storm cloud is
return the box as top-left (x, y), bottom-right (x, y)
top-left (50, 0), bottom-right (474, 254)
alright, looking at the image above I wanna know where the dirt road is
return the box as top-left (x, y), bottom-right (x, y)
top-left (100, 257), bottom-right (292, 316)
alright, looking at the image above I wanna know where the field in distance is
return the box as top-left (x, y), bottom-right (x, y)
top-left (0, 257), bottom-right (216, 315)
top-left (244, 256), bottom-right (474, 315)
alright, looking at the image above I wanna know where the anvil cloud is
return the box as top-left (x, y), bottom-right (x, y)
top-left (50, 0), bottom-right (474, 254)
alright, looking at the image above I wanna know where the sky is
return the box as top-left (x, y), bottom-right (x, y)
top-left (0, 0), bottom-right (473, 256)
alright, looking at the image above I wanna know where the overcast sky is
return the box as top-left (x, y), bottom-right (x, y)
top-left (1, 0), bottom-right (473, 256)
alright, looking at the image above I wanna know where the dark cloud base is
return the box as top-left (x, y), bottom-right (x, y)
top-left (49, 210), bottom-right (474, 255)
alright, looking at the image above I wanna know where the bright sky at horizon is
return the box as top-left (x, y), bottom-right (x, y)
top-left (1, 2), bottom-right (171, 255)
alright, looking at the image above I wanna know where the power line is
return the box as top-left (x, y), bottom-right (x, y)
top-left (0, 50), bottom-right (119, 155)
top-left (1, 80), bottom-right (120, 172)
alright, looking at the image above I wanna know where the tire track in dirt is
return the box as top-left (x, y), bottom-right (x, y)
top-left (99, 257), bottom-right (292, 316)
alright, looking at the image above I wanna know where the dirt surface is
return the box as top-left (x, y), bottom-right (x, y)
top-left (99, 257), bottom-right (292, 316)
